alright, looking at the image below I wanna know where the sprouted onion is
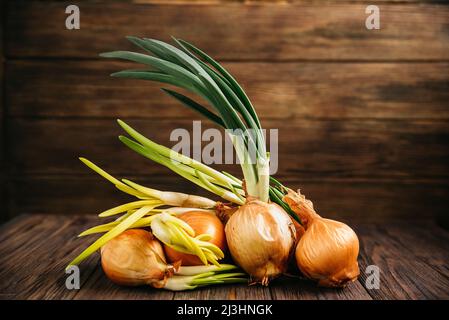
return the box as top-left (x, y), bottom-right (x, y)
top-left (225, 199), bottom-right (295, 284)
top-left (101, 229), bottom-right (247, 290)
top-left (151, 212), bottom-right (224, 266)
top-left (164, 211), bottom-right (226, 266)
top-left (67, 159), bottom-right (228, 268)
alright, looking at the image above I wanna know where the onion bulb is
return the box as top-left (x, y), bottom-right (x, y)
top-left (164, 211), bottom-right (226, 265)
top-left (225, 198), bottom-right (296, 285)
top-left (101, 229), bottom-right (176, 288)
top-left (283, 189), bottom-right (360, 287)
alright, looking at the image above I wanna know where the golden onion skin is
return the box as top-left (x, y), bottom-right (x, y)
top-left (296, 218), bottom-right (360, 287)
top-left (224, 199), bottom-right (296, 285)
top-left (101, 229), bottom-right (174, 288)
top-left (284, 189), bottom-right (360, 287)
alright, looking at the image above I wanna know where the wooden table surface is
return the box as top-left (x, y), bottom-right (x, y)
top-left (1, 214), bottom-right (448, 300)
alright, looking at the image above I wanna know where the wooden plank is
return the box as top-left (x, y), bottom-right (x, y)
top-left (7, 118), bottom-right (449, 180)
top-left (174, 285), bottom-right (234, 300)
top-left (0, 214), bottom-right (78, 298)
top-left (173, 285), bottom-right (236, 300)
top-left (381, 222), bottom-right (449, 277)
top-left (0, 214), bottom-right (42, 245)
top-left (0, 215), bottom-right (114, 299)
top-left (270, 278), bottom-right (372, 300)
top-left (7, 175), bottom-right (449, 221)
top-left (173, 284), bottom-right (272, 300)
top-left (355, 223), bottom-right (449, 299)
top-left (5, 2), bottom-right (449, 60)
top-left (6, 60), bottom-right (449, 120)
top-left (73, 258), bottom-right (174, 300)
top-left (0, 215), bottom-right (61, 261)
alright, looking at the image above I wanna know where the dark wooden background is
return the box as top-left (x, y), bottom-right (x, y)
top-left (1, 0), bottom-right (449, 224)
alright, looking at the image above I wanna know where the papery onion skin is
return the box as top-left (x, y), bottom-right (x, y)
top-left (284, 190), bottom-right (360, 287)
top-left (101, 229), bottom-right (175, 288)
top-left (164, 211), bottom-right (226, 266)
top-left (225, 199), bottom-right (296, 285)
top-left (296, 218), bottom-right (360, 287)
top-left (290, 216), bottom-right (305, 247)
top-left (287, 216), bottom-right (306, 271)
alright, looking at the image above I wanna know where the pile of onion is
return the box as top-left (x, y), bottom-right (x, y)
top-left (95, 36), bottom-right (362, 290)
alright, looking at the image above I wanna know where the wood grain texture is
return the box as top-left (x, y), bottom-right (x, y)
top-left (6, 60), bottom-right (449, 120)
top-left (174, 284), bottom-right (272, 300)
top-left (356, 223), bottom-right (449, 299)
top-left (5, 2), bottom-right (449, 60)
top-left (7, 175), bottom-right (449, 221)
top-left (7, 118), bottom-right (449, 179)
top-left (74, 258), bottom-right (174, 300)
top-left (383, 223), bottom-right (449, 277)
top-left (1, 214), bottom-right (448, 299)
top-left (270, 276), bottom-right (372, 300)
top-left (0, 215), bottom-right (77, 298)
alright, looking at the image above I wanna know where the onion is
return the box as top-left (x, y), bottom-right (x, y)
top-left (164, 211), bottom-right (226, 266)
top-left (100, 229), bottom-right (247, 290)
top-left (284, 190), bottom-right (360, 287)
top-left (225, 198), bottom-right (296, 285)
top-left (101, 229), bottom-right (175, 288)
